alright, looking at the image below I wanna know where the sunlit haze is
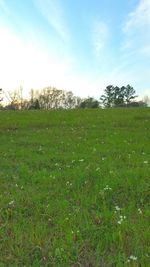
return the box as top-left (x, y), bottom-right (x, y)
top-left (0, 0), bottom-right (150, 99)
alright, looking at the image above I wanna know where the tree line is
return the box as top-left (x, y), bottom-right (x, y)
top-left (0, 84), bottom-right (149, 110)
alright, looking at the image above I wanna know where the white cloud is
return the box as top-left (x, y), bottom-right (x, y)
top-left (0, 0), bottom-right (10, 14)
top-left (92, 20), bottom-right (108, 57)
top-left (123, 0), bottom-right (150, 57)
top-left (33, 0), bottom-right (69, 42)
top-left (124, 0), bottom-right (150, 32)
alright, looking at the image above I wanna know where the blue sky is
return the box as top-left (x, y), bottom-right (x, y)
top-left (0, 0), bottom-right (150, 99)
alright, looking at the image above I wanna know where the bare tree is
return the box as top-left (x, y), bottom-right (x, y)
top-left (28, 86), bottom-right (83, 110)
top-left (143, 95), bottom-right (150, 107)
top-left (0, 88), bottom-right (3, 102)
top-left (7, 86), bottom-right (23, 109)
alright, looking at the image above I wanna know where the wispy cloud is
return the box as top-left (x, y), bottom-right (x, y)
top-left (123, 0), bottom-right (150, 56)
top-left (33, 0), bottom-right (69, 42)
top-left (92, 20), bottom-right (109, 57)
top-left (123, 0), bottom-right (150, 32)
top-left (0, 0), bottom-right (10, 14)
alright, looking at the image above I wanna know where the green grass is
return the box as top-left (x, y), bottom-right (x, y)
top-left (0, 108), bottom-right (150, 266)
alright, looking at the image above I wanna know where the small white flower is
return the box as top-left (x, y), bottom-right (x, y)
top-left (79, 159), bottom-right (84, 162)
top-left (129, 255), bottom-right (137, 261)
top-left (138, 208), bottom-right (142, 214)
top-left (143, 161), bottom-right (148, 164)
top-left (117, 211), bottom-right (126, 225)
top-left (115, 205), bottom-right (121, 211)
top-left (104, 185), bottom-right (112, 191)
top-left (66, 181), bottom-right (72, 187)
top-left (38, 146), bottom-right (42, 151)
top-left (9, 200), bottom-right (15, 206)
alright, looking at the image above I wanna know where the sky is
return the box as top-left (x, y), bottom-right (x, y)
top-left (0, 0), bottom-right (150, 99)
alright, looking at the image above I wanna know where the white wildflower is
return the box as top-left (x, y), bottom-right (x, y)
top-left (117, 213), bottom-right (126, 225)
top-left (104, 185), bottom-right (112, 191)
top-left (66, 181), bottom-right (72, 187)
top-left (138, 208), bottom-right (142, 214)
top-left (115, 206), bottom-right (121, 211)
top-left (9, 200), bottom-right (15, 206)
top-left (129, 255), bottom-right (137, 261)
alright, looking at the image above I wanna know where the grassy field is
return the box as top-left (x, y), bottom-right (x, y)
top-left (0, 108), bottom-right (150, 266)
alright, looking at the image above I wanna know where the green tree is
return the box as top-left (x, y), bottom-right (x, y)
top-left (79, 97), bottom-right (99, 108)
top-left (124, 84), bottom-right (137, 104)
top-left (100, 85), bottom-right (114, 107)
top-left (100, 84), bottom-right (137, 107)
top-left (114, 86), bottom-right (125, 106)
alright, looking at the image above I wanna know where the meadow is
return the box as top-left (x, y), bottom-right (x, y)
top-left (0, 108), bottom-right (150, 266)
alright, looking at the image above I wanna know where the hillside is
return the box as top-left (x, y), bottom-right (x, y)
top-left (0, 108), bottom-right (150, 266)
